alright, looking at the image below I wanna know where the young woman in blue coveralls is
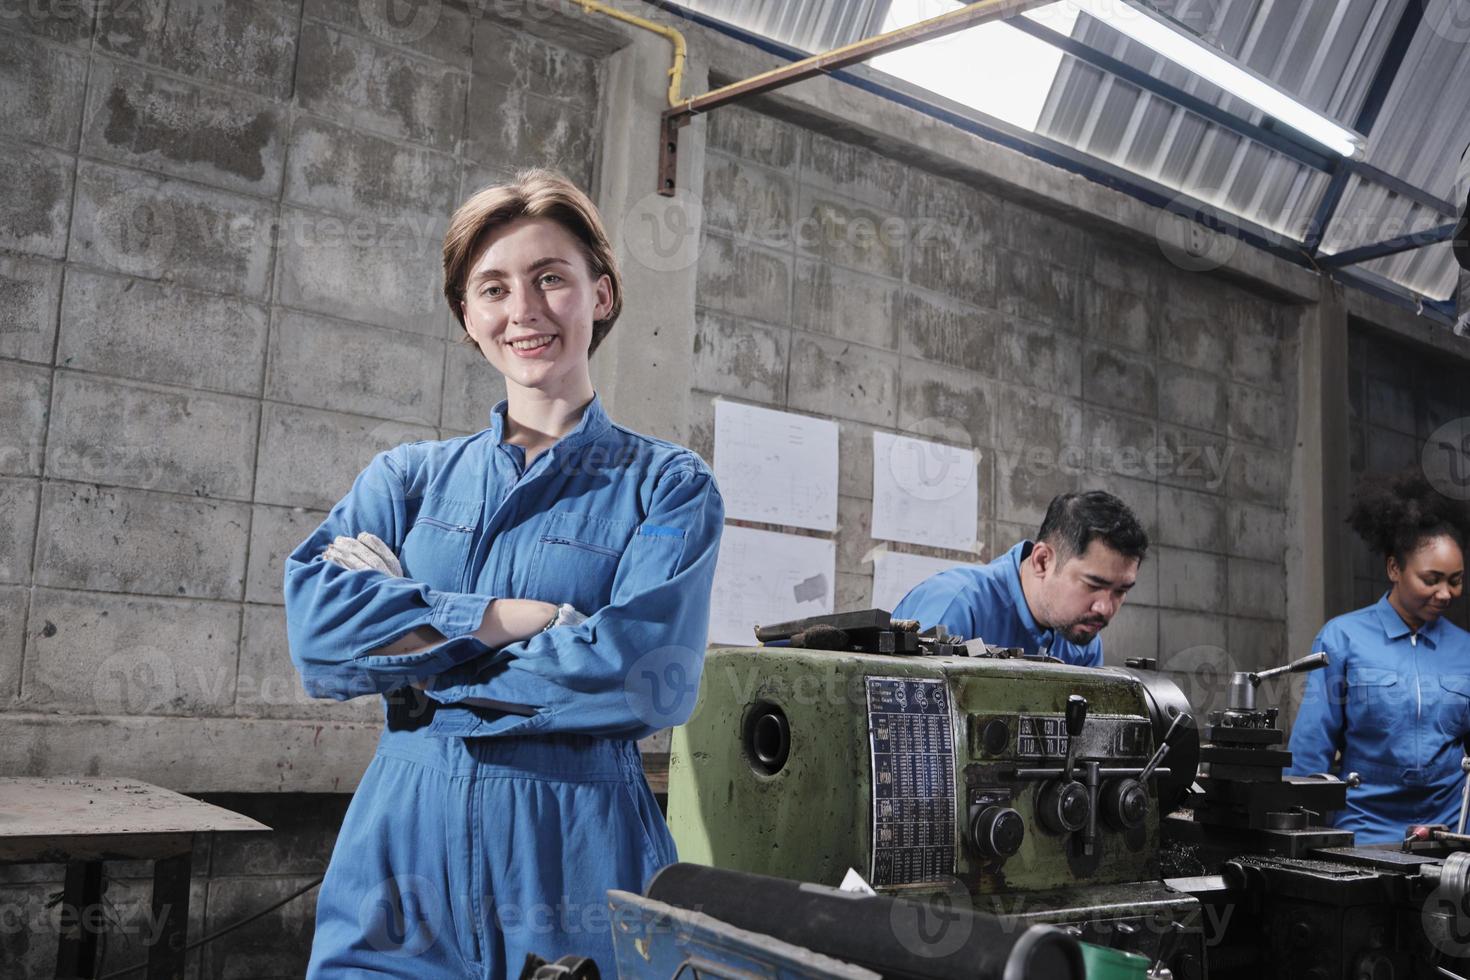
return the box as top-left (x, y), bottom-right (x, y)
top-left (284, 170), bottom-right (724, 977)
top-left (1289, 471), bottom-right (1470, 844)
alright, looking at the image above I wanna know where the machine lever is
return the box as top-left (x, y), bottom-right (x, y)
top-left (1458, 756), bottom-right (1470, 835)
top-left (1229, 653), bottom-right (1330, 712)
top-left (1062, 696), bottom-right (1087, 782)
top-left (1138, 711), bottom-right (1191, 785)
top-left (1250, 652), bottom-right (1329, 685)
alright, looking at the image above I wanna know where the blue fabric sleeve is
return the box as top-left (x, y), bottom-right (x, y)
top-left (426, 461), bottom-right (724, 741)
top-left (1286, 628), bottom-right (1345, 775)
top-left (892, 574), bottom-right (977, 641)
top-left (1080, 641), bottom-right (1103, 668)
top-left (284, 448), bottom-right (495, 700)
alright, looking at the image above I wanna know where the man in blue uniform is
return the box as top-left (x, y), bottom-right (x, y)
top-left (893, 491), bottom-right (1148, 667)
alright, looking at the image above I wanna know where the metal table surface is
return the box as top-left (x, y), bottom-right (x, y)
top-left (0, 777), bottom-right (270, 980)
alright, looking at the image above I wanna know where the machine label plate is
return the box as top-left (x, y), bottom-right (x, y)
top-left (866, 676), bottom-right (956, 886)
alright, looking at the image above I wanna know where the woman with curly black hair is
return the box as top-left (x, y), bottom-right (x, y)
top-left (1288, 470), bottom-right (1470, 843)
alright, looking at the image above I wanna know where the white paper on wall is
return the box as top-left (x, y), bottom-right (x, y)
top-left (870, 550), bottom-right (969, 613)
top-left (713, 401), bottom-right (839, 532)
top-left (870, 431), bottom-right (979, 551)
top-left (707, 525), bottom-right (836, 646)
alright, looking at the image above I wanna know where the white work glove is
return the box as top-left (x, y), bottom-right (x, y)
top-left (544, 603), bottom-right (587, 631)
top-left (322, 532), bottom-right (403, 577)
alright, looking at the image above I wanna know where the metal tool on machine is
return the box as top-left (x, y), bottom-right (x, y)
top-left (668, 609), bottom-right (1470, 980)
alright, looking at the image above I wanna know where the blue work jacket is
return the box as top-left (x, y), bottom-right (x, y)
top-left (1288, 593), bottom-right (1470, 843)
top-left (891, 540), bottom-right (1103, 667)
top-left (284, 395), bottom-right (725, 740)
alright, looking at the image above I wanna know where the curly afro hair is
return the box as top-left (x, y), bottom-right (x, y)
top-left (1347, 469), bottom-right (1470, 564)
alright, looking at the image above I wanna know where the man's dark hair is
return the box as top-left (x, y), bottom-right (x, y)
top-left (1037, 491), bottom-right (1149, 563)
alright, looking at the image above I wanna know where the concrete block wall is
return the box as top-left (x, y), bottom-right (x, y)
top-left (687, 103), bottom-right (1301, 697)
top-left (1346, 323), bottom-right (1470, 629)
top-left (0, 4), bottom-right (613, 975)
top-left (0, 0), bottom-right (607, 783)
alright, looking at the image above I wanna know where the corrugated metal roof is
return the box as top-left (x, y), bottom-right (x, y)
top-left (1041, 0), bottom-right (1469, 300)
top-left (669, 0), bottom-right (1470, 303)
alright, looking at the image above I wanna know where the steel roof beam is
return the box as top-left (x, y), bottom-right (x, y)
top-left (1008, 15), bottom-right (1339, 173)
top-left (1319, 221), bottom-right (1456, 268)
top-left (1303, 0), bottom-right (1428, 255)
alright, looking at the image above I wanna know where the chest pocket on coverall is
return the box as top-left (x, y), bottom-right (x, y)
top-left (399, 495), bottom-right (480, 592)
top-left (532, 511), bottom-right (636, 613)
top-left (1437, 674), bottom-right (1470, 738)
top-left (1347, 668), bottom-right (1401, 741)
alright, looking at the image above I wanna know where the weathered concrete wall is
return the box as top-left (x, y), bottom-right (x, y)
top-left (687, 101), bottom-right (1301, 706)
top-left (0, 2), bottom-right (631, 975)
top-left (0, 0), bottom-right (618, 792)
top-left (1346, 321), bottom-right (1470, 629)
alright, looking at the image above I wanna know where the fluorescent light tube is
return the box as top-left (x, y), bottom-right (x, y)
top-left (1050, 0), bottom-right (1365, 157)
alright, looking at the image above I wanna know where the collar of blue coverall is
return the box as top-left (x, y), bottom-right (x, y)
top-left (1371, 591), bottom-right (1444, 648)
top-left (486, 394), bottom-right (612, 454)
top-left (1004, 539), bottom-right (1047, 644)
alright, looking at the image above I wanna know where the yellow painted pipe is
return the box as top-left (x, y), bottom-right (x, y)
top-left (574, 0), bottom-right (687, 108)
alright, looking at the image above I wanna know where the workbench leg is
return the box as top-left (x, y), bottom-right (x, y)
top-left (146, 853), bottom-right (192, 980)
top-left (55, 861), bottom-right (103, 979)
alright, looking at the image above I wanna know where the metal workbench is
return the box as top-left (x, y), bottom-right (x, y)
top-left (0, 777), bottom-right (269, 979)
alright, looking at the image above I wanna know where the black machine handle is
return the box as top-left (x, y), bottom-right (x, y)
top-left (1138, 711), bottom-right (1191, 785)
top-left (1062, 695), bottom-right (1087, 782)
top-left (1250, 652), bottom-right (1329, 686)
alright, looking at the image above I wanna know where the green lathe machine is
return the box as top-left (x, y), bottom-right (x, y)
top-left (667, 610), bottom-right (1470, 980)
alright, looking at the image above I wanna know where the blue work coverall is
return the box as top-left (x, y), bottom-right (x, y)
top-left (284, 396), bottom-right (723, 977)
top-left (892, 540), bottom-right (1103, 667)
top-left (1288, 594), bottom-right (1470, 844)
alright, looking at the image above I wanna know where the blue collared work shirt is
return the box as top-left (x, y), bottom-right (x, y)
top-left (284, 394), bottom-right (725, 740)
top-left (1288, 593), bottom-right (1470, 844)
top-left (891, 540), bottom-right (1103, 667)
top-left (284, 395), bottom-right (724, 976)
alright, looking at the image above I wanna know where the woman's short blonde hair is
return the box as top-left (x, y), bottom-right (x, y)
top-left (443, 169), bottom-right (623, 355)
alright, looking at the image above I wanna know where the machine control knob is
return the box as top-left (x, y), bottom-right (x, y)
top-left (1039, 779), bottom-right (1090, 834)
top-left (980, 719), bottom-right (1010, 756)
top-left (970, 805), bottom-right (1024, 858)
top-left (1100, 778), bottom-right (1148, 831)
top-left (1064, 695), bottom-right (1088, 737)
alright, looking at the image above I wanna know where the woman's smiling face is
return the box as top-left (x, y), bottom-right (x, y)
top-left (1389, 533), bottom-right (1465, 627)
top-left (460, 216), bottom-right (613, 397)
